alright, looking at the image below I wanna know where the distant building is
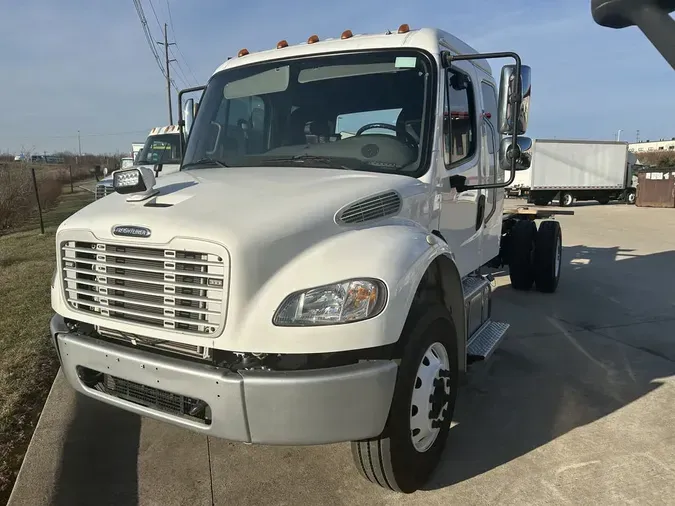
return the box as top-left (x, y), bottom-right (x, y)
top-left (629, 139), bottom-right (675, 153)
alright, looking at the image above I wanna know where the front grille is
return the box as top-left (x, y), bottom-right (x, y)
top-left (95, 184), bottom-right (114, 200)
top-left (61, 241), bottom-right (225, 336)
top-left (336, 191), bottom-right (402, 224)
top-left (97, 372), bottom-right (210, 424)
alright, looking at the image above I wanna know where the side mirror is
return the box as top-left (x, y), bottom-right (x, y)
top-left (498, 65), bottom-right (531, 135)
top-left (500, 136), bottom-right (533, 171)
top-left (184, 98), bottom-right (196, 136)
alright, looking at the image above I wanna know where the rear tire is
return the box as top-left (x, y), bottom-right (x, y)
top-left (534, 220), bottom-right (563, 293)
top-left (351, 303), bottom-right (458, 493)
top-left (508, 219), bottom-right (537, 291)
top-left (627, 191), bottom-right (636, 205)
top-left (560, 192), bottom-right (575, 207)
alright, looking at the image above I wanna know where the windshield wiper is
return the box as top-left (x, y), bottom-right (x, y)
top-left (257, 154), bottom-right (356, 170)
top-left (182, 157), bottom-right (228, 170)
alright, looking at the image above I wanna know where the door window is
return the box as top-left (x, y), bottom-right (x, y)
top-left (443, 68), bottom-right (476, 166)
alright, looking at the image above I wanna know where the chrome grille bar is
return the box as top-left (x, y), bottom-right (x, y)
top-left (61, 240), bottom-right (226, 336)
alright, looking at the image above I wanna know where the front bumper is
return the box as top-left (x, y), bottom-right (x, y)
top-left (50, 315), bottom-right (397, 445)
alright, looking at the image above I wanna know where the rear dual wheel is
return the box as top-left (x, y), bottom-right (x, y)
top-left (509, 220), bottom-right (563, 293)
top-left (351, 304), bottom-right (458, 493)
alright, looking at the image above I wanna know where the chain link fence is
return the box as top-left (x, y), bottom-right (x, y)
top-left (0, 162), bottom-right (96, 234)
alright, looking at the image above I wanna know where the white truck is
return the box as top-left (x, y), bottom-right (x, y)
top-left (526, 139), bottom-right (637, 207)
top-left (51, 25), bottom-right (569, 493)
top-left (95, 126), bottom-right (183, 200)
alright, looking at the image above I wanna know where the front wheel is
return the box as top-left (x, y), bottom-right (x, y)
top-left (560, 192), bottom-right (575, 207)
top-left (351, 304), bottom-right (458, 493)
top-left (627, 191), bottom-right (636, 205)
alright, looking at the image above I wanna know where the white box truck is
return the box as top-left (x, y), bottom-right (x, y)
top-left (527, 139), bottom-right (637, 207)
top-left (50, 25), bottom-right (572, 493)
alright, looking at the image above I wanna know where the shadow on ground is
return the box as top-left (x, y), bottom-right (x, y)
top-left (50, 395), bottom-right (141, 506)
top-left (424, 244), bottom-right (675, 491)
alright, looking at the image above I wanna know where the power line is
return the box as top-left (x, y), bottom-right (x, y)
top-left (14, 129), bottom-right (150, 140)
top-left (132, 0), bottom-right (179, 92)
top-left (166, 0), bottom-right (200, 85)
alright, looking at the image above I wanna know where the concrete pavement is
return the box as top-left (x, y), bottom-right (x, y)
top-left (9, 201), bottom-right (675, 505)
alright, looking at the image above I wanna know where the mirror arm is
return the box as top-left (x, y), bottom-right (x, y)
top-left (444, 51), bottom-right (523, 190)
top-left (177, 85), bottom-right (207, 162)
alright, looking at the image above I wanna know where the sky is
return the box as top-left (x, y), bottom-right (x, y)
top-left (1, 0), bottom-right (674, 155)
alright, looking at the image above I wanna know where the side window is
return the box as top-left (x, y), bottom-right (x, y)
top-left (443, 68), bottom-right (476, 166)
top-left (481, 82), bottom-right (499, 155)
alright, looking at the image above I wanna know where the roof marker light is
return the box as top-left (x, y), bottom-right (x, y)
top-left (307, 34), bottom-right (319, 44)
top-left (341, 30), bottom-right (353, 39)
top-left (277, 40), bottom-right (289, 49)
top-left (398, 23), bottom-right (410, 34)
top-left (237, 48), bottom-right (249, 57)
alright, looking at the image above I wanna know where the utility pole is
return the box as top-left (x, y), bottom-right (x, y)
top-left (78, 130), bottom-right (81, 155)
top-left (157, 23), bottom-right (176, 125)
top-left (616, 129), bottom-right (623, 141)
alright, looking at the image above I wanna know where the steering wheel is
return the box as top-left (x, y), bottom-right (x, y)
top-left (355, 123), bottom-right (418, 150)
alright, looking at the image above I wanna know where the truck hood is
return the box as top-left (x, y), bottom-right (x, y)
top-left (60, 166), bottom-right (430, 306)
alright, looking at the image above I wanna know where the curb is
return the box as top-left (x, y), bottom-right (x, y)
top-left (6, 369), bottom-right (62, 506)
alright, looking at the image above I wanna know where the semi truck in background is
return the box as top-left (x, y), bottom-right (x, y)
top-left (95, 126), bottom-right (184, 200)
top-left (525, 139), bottom-right (637, 207)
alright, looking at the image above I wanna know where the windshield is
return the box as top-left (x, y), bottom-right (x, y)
top-left (137, 133), bottom-right (181, 165)
top-left (182, 49), bottom-right (433, 175)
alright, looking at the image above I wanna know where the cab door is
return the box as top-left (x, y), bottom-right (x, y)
top-left (438, 62), bottom-right (483, 277)
top-left (479, 80), bottom-right (503, 265)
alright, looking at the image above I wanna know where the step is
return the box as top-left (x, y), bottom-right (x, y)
top-left (467, 320), bottom-right (510, 361)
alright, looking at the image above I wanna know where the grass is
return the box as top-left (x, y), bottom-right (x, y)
top-left (0, 186), bottom-right (94, 504)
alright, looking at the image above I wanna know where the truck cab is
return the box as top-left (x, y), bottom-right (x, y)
top-left (51, 25), bottom-right (560, 493)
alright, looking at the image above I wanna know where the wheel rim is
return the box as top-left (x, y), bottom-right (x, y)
top-left (563, 194), bottom-right (572, 206)
top-left (554, 233), bottom-right (562, 278)
top-left (628, 193), bottom-right (635, 204)
top-left (410, 342), bottom-right (451, 453)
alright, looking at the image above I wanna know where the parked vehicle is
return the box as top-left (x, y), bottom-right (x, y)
top-left (95, 127), bottom-right (183, 200)
top-left (51, 25), bottom-right (569, 493)
top-left (527, 139), bottom-right (637, 206)
top-left (505, 166), bottom-right (532, 198)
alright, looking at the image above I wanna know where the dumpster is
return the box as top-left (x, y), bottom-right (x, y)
top-left (636, 167), bottom-right (675, 208)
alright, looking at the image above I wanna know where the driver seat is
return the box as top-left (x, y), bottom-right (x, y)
top-left (396, 109), bottom-right (421, 145)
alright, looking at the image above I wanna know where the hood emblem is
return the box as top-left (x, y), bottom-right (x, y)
top-left (112, 225), bottom-right (152, 238)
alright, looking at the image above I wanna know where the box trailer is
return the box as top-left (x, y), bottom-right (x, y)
top-left (528, 139), bottom-right (636, 206)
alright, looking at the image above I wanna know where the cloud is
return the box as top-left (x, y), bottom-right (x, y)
top-left (1, 0), bottom-right (673, 154)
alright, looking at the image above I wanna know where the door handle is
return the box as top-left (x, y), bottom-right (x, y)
top-left (475, 194), bottom-right (486, 231)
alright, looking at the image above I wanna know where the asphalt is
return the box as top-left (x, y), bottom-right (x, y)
top-left (8, 200), bottom-right (675, 506)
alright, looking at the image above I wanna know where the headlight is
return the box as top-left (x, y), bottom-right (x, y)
top-left (273, 279), bottom-right (387, 326)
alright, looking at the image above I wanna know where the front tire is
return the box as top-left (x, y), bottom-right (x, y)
top-left (627, 191), bottom-right (636, 205)
top-left (351, 303), bottom-right (458, 493)
top-left (560, 192), bottom-right (575, 207)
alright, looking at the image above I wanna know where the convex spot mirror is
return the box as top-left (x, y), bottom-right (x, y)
top-left (498, 65), bottom-right (531, 135)
top-left (500, 136), bottom-right (532, 171)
